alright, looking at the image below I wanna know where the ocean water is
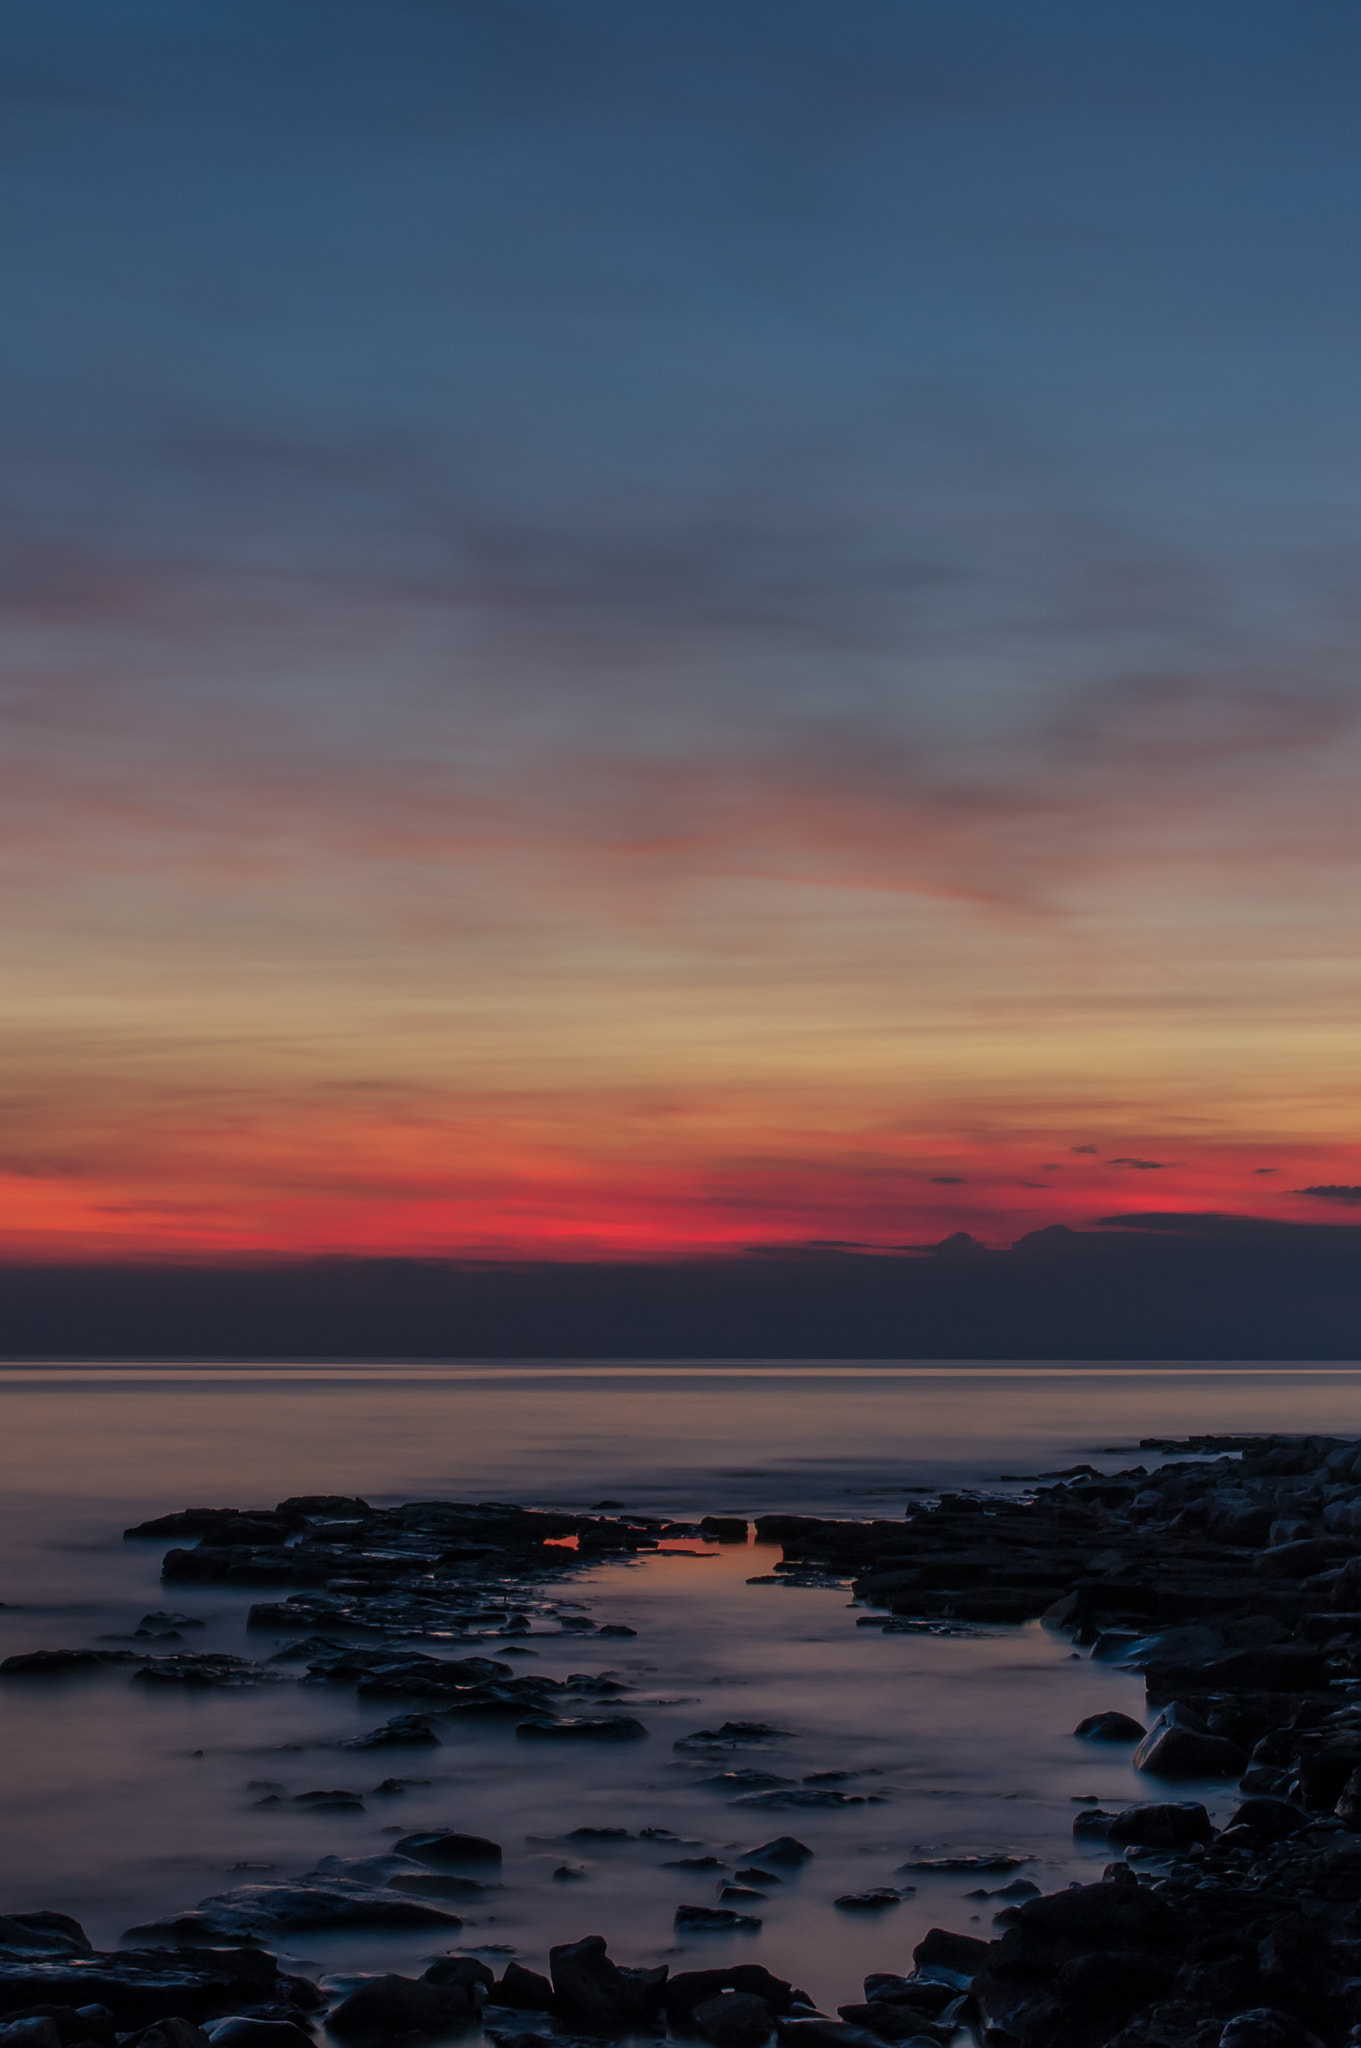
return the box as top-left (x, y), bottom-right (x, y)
top-left (1, 1363), bottom-right (1358, 2015)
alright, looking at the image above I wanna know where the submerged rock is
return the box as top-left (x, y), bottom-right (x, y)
top-left (675, 1906), bottom-right (762, 1933)
top-left (391, 1831), bottom-right (502, 1866)
top-left (1074, 1711), bottom-right (1146, 1741)
top-left (124, 1881), bottom-right (461, 1942)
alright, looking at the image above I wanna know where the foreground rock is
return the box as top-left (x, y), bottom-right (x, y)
top-left (0, 1935), bottom-right (288, 2029)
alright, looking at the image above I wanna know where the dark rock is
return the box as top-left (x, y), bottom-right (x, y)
top-left (202, 2023), bottom-right (314, 2048)
top-left (0, 2006), bottom-right (114, 2048)
top-left (834, 1891), bottom-right (901, 1913)
top-left (1075, 1712), bottom-right (1147, 1742)
top-left (719, 1889), bottom-right (767, 1905)
top-left (675, 1907), bottom-right (762, 1933)
top-left (700, 1520), bottom-right (750, 1544)
top-left (548, 1937), bottom-right (648, 2034)
top-left (1134, 1725), bottom-right (1247, 1779)
top-left (124, 1881), bottom-right (461, 1941)
top-left (392, 1832), bottom-right (501, 1866)
top-left (121, 2022), bottom-right (210, 2048)
top-left (1218, 2013), bottom-right (1324, 2048)
top-left (1104, 1801), bottom-right (1214, 1846)
top-left (0, 1922), bottom-right (91, 1961)
top-left (738, 1838), bottom-right (812, 1867)
top-left (911, 1930), bottom-right (989, 1983)
top-left (665, 1969), bottom-right (797, 2028)
top-left (701, 1773), bottom-right (794, 1792)
top-left (326, 1973), bottom-right (472, 2042)
top-left (692, 1993), bottom-right (773, 2048)
top-left (341, 1716), bottom-right (440, 1750)
top-left (420, 1958), bottom-right (494, 1998)
top-left (1337, 1765), bottom-right (1361, 1829)
top-left (675, 1724), bottom-right (791, 1750)
top-left (897, 1855), bottom-right (1026, 1874)
top-left (0, 2020), bottom-right (62, 2048)
top-left (596, 1626), bottom-right (637, 1638)
top-left (1224, 1798), bottom-right (1313, 1840)
top-left (0, 1949), bottom-right (278, 2028)
top-left (0, 1653), bottom-right (119, 1680)
top-left (492, 1965), bottom-right (555, 2012)
top-left (515, 1718), bottom-right (646, 1742)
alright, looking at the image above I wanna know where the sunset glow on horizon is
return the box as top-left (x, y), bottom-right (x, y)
top-left (5, 2), bottom-right (1361, 1263)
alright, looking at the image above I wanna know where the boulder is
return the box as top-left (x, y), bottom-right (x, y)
top-left (392, 1832), bottom-right (502, 1866)
top-left (419, 1958), bottom-right (493, 1999)
top-left (124, 1880), bottom-right (460, 1941)
top-left (515, 1717), bottom-right (646, 1741)
top-left (1103, 1801), bottom-right (1214, 1846)
top-left (1133, 1724), bottom-right (1246, 1779)
top-left (0, 1950), bottom-right (278, 2028)
top-left (203, 2025), bottom-right (313, 2048)
top-left (911, 1930), bottom-right (988, 1984)
top-left (548, 1937), bottom-right (647, 2034)
top-left (692, 1993), bottom-right (774, 2048)
top-left (665, 1968), bottom-right (797, 2028)
top-left (1075, 1712), bottom-right (1146, 1742)
top-left (326, 1974), bottom-right (472, 2042)
top-left (675, 1907), bottom-right (762, 1932)
top-left (738, 1838), bottom-right (812, 1867)
top-left (491, 1964), bottom-right (554, 2013)
top-left (1218, 2013), bottom-right (1325, 2048)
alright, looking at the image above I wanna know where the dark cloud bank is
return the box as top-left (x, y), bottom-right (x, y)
top-left (2, 1214), bottom-right (1360, 1359)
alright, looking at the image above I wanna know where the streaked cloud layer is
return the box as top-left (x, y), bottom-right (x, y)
top-left (3, 0), bottom-right (1361, 1256)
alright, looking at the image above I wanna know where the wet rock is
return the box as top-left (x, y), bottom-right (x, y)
top-left (420, 1958), bottom-right (494, 1998)
top-left (675, 1724), bottom-right (791, 1752)
top-left (121, 2021), bottom-right (210, 2048)
top-left (1075, 1712), bottom-right (1147, 1741)
top-left (692, 1992), bottom-right (774, 2048)
top-left (835, 2005), bottom-right (950, 2045)
top-left (701, 1772), bottom-right (794, 1792)
top-left (515, 1717), bottom-right (646, 1742)
top-left (341, 1716), bottom-right (441, 1750)
top-left (0, 1653), bottom-right (129, 1680)
top-left (833, 1891), bottom-right (901, 1912)
top-left (548, 1937), bottom-right (650, 2034)
top-left (666, 1971), bottom-right (797, 2028)
top-left (1223, 1798), bottom-right (1313, 1840)
top-left (0, 1921), bottom-right (91, 1961)
top-left (596, 1625), bottom-right (637, 1638)
top-left (493, 1964), bottom-right (555, 2013)
top-left (700, 1520), bottom-right (750, 1544)
top-left (0, 1949), bottom-right (279, 2027)
top-left (896, 1855), bottom-right (1026, 1874)
top-left (731, 1789), bottom-right (881, 1810)
top-left (1104, 1801), bottom-right (1215, 1846)
top-left (0, 2006), bottom-right (114, 2048)
top-left (0, 2020), bottom-right (62, 2048)
top-left (675, 1907), bottom-right (762, 1933)
top-left (911, 1930), bottom-right (989, 1983)
top-left (1134, 1724), bottom-right (1247, 1779)
top-left (326, 1973), bottom-right (472, 2042)
top-left (739, 1838), bottom-right (811, 1867)
top-left (124, 1880), bottom-right (461, 1941)
top-left (1218, 2013), bottom-right (1324, 2048)
top-left (392, 1832), bottom-right (501, 1866)
top-left (734, 1869), bottom-right (779, 1886)
top-left (718, 1888), bottom-right (767, 1905)
top-left (202, 2023), bottom-right (314, 2048)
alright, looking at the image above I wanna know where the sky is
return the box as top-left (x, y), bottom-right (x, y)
top-left (4, 0), bottom-right (1361, 1262)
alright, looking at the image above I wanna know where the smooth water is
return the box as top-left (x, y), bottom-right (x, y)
top-left (1, 1364), bottom-right (1358, 2012)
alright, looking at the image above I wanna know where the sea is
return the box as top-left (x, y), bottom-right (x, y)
top-left (1, 1363), bottom-right (1358, 2016)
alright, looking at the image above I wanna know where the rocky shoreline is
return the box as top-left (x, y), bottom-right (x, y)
top-left (7, 1436), bottom-right (1361, 2048)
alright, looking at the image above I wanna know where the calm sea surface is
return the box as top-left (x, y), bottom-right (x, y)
top-left (1, 1364), bottom-right (1359, 2013)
